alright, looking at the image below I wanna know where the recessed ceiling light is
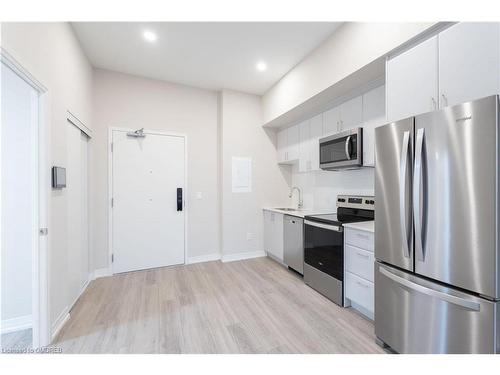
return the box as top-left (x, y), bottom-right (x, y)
top-left (256, 61), bottom-right (267, 72)
top-left (143, 30), bottom-right (157, 43)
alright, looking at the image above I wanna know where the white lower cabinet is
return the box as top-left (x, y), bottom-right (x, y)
top-left (345, 272), bottom-right (374, 316)
top-left (344, 227), bottom-right (375, 319)
top-left (263, 210), bottom-right (284, 261)
top-left (345, 245), bottom-right (374, 282)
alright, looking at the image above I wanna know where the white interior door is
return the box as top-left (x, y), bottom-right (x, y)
top-left (112, 130), bottom-right (185, 273)
top-left (1, 62), bottom-right (37, 338)
top-left (67, 123), bottom-right (89, 307)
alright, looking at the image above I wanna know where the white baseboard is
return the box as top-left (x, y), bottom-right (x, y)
top-left (266, 253), bottom-right (287, 267)
top-left (51, 308), bottom-right (70, 342)
top-left (92, 267), bottom-right (112, 280)
top-left (221, 250), bottom-right (266, 263)
top-left (187, 253), bottom-right (221, 264)
top-left (1, 315), bottom-right (32, 334)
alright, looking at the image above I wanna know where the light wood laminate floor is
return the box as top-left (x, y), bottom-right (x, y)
top-left (53, 257), bottom-right (383, 353)
top-left (1, 329), bottom-right (32, 352)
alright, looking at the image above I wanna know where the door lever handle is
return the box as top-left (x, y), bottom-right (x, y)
top-left (177, 188), bottom-right (183, 211)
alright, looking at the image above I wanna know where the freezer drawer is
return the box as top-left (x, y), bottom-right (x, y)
top-left (375, 262), bottom-right (499, 354)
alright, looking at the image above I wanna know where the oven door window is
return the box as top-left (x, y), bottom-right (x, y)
top-left (304, 224), bottom-right (343, 280)
top-left (320, 135), bottom-right (357, 164)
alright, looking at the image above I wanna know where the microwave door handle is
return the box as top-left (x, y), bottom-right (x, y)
top-left (399, 130), bottom-right (411, 259)
top-left (345, 135), bottom-right (352, 160)
top-left (414, 128), bottom-right (425, 261)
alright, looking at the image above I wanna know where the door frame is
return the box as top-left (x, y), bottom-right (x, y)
top-left (1, 47), bottom-right (50, 348)
top-left (107, 127), bottom-right (188, 274)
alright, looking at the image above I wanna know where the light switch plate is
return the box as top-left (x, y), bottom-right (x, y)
top-left (196, 192), bottom-right (202, 199)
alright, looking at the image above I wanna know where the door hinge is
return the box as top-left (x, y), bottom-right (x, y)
top-left (111, 198), bottom-right (114, 207)
top-left (111, 142), bottom-right (113, 152)
top-left (39, 228), bottom-right (48, 236)
top-left (111, 254), bottom-right (114, 263)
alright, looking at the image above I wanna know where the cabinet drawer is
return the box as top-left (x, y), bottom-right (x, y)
top-left (345, 271), bottom-right (374, 313)
top-left (345, 245), bottom-right (374, 282)
top-left (345, 228), bottom-right (374, 251)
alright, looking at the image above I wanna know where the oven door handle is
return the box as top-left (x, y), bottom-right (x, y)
top-left (305, 220), bottom-right (343, 232)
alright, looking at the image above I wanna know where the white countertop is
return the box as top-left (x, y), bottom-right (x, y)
top-left (343, 221), bottom-right (374, 233)
top-left (262, 207), bottom-right (333, 218)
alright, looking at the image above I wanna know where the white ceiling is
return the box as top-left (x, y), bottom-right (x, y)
top-left (71, 22), bottom-right (341, 95)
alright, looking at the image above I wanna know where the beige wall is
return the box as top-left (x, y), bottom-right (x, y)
top-left (220, 90), bottom-right (290, 257)
top-left (1, 22), bottom-right (93, 329)
top-left (92, 69), bottom-right (220, 266)
top-left (262, 22), bottom-right (435, 124)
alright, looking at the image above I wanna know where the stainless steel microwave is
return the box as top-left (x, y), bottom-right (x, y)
top-left (319, 127), bottom-right (363, 170)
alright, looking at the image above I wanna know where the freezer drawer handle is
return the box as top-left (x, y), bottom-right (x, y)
top-left (379, 267), bottom-right (480, 311)
top-left (399, 130), bottom-right (411, 259)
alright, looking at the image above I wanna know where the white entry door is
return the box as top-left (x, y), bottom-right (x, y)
top-left (111, 130), bottom-right (186, 273)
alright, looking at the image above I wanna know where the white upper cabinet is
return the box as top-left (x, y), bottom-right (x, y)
top-left (323, 105), bottom-right (340, 136)
top-left (362, 85), bottom-right (386, 167)
top-left (309, 114), bottom-right (323, 171)
top-left (287, 124), bottom-right (300, 161)
top-left (387, 35), bottom-right (439, 122)
top-left (298, 120), bottom-right (311, 172)
top-left (439, 22), bottom-right (500, 108)
top-left (339, 96), bottom-right (363, 130)
top-left (277, 128), bottom-right (287, 163)
top-left (323, 97), bottom-right (363, 135)
top-left (277, 124), bottom-right (300, 164)
top-left (297, 114), bottom-right (323, 173)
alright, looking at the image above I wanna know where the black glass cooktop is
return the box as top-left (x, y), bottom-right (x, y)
top-left (305, 208), bottom-right (374, 226)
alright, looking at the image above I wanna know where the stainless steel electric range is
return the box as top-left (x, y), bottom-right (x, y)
top-left (303, 195), bottom-right (374, 306)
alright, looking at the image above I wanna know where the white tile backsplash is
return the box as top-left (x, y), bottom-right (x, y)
top-left (290, 167), bottom-right (374, 212)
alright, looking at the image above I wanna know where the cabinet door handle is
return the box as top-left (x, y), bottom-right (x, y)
top-left (356, 251), bottom-right (370, 259)
top-left (441, 94), bottom-right (447, 107)
top-left (357, 233), bottom-right (370, 239)
top-left (431, 97), bottom-right (437, 110)
top-left (356, 281), bottom-right (370, 288)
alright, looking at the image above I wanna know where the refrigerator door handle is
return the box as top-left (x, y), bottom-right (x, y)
top-left (399, 131), bottom-right (411, 258)
top-left (414, 128), bottom-right (425, 261)
top-left (379, 267), bottom-right (480, 311)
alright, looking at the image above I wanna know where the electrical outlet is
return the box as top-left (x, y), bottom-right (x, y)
top-left (246, 232), bottom-right (255, 241)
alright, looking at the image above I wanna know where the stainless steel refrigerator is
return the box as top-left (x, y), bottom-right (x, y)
top-left (374, 95), bottom-right (500, 354)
